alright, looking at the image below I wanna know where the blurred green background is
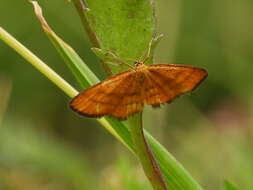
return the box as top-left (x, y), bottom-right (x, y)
top-left (1, 0), bottom-right (253, 189)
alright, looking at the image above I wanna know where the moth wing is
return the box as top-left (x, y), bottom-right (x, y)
top-left (141, 72), bottom-right (171, 106)
top-left (144, 64), bottom-right (207, 106)
top-left (70, 70), bottom-right (144, 120)
top-left (110, 71), bottom-right (144, 119)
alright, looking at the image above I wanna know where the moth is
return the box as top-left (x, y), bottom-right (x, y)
top-left (70, 61), bottom-right (207, 120)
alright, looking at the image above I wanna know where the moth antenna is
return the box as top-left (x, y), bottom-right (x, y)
top-left (105, 52), bottom-right (136, 69)
top-left (142, 56), bottom-right (150, 64)
top-left (106, 62), bottom-right (123, 67)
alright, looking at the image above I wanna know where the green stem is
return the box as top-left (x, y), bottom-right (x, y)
top-left (0, 27), bottom-right (77, 98)
top-left (71, 0), bottom-right (111, 75)
top-left (128, 113), bottom-right (168, 190)
top-left (71, 0), bottom-right (100, 47)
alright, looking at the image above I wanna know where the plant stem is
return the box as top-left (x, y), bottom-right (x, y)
top-left (72, 0), bottom-right (100, 47)
top-left (71, 0), bottom-right (112, 75)
top-left (0, 27), bottom-right (77, 98)
top-left (128, 113), bottom-right (168, 190)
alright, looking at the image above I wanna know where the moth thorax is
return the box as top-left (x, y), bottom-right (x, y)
top-left (137, 72), bottom-right (146, 83)
top-left (134, 61), bottom-right (144, 68)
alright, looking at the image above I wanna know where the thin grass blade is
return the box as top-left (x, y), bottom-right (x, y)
top-left (32, 1), bottom-right (98, 89)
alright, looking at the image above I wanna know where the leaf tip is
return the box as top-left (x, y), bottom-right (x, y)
top-left (30, 1), bottom-right (52, 33)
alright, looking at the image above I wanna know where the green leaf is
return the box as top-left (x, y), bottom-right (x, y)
top-left (73, 0), bottom-right (156, 74)
top-left (87, 0), bottom-right (155, 58)
top-left (223, 180), bottom-right (239, 190)
top-left (146, 133), bottom-right (203, 190)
